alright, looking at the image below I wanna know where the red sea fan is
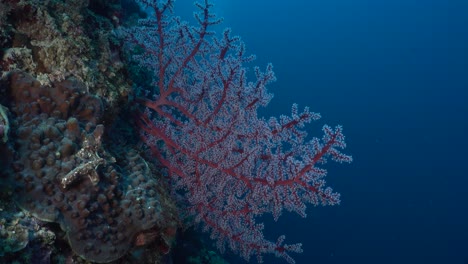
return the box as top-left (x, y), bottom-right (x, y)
top-left (125, 0), bottom-right (352, 263)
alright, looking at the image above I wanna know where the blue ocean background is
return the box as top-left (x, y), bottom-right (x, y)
top-left (174, 0), bottom-right (468, 263)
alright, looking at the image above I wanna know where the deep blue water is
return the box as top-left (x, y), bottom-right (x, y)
top-left (175, 0), bottom-right (468, 263)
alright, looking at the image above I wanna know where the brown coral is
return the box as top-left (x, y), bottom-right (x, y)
top-left (3, 71), bottom-right (177, 263)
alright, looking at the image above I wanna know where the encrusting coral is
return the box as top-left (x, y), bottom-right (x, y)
top-left (0, 0), bottom-right (129, 110)
top-left (2, 71), bottom-right (177, 263)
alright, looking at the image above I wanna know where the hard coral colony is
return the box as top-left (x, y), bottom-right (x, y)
top-left (0, 0), bottom-right (351, 263)
top-left (5, 71), bottom-right (176, 262)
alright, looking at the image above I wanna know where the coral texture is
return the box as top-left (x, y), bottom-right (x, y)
top-left (126, 0), bottom-right (352, 263)
top-left (0, 0), bottom-right (129, 109)
top-left (4, 71), bottom-right (177, 263)
top-left (0, 103), bottom-right (8, 143)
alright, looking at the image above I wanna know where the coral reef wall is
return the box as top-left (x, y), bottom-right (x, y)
top-left (1, 0), bottom-right (128, 108)
top-left (0, 0), bottom-right (178, 263)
